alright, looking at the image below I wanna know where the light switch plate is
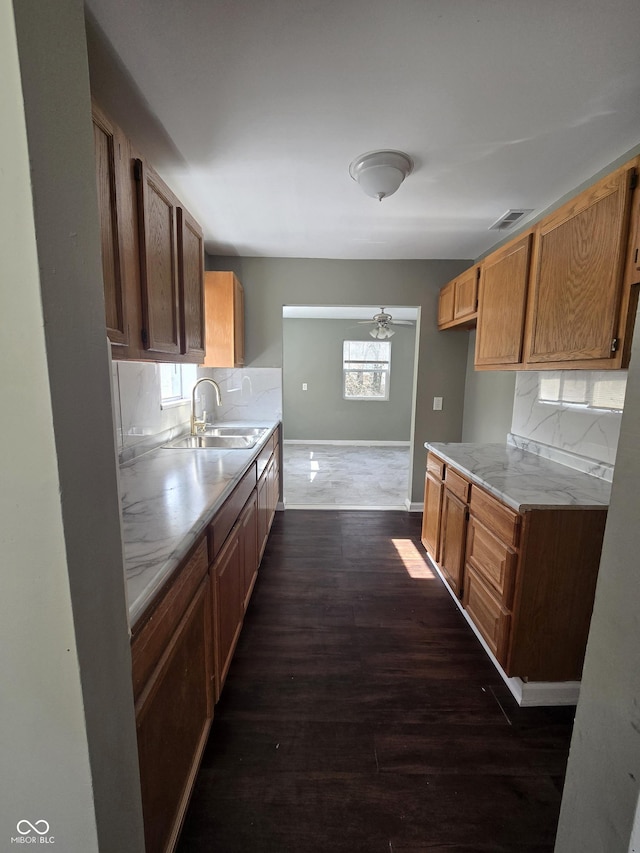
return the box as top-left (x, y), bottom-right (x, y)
top-left (433, 396), bottom-right (443, 411)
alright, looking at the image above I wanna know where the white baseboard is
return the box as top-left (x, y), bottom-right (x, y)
top-left (283, 439), bottom-right (410, 447)
top-left (405, 500), bottom-right (424, 512)
top-left (425, 552), bottom-right (580, 707)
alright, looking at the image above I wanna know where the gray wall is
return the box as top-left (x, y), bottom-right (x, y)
top-left (207, 256), bottom-right (472, 503)
top-left (283, 318), bottom-right (416, 441)
top-left (0, 2), bottom-right (144, 849)
top-left (554, 300), bottom-right (640, 852)
top-left (461, 331), bottom-right (516, 443)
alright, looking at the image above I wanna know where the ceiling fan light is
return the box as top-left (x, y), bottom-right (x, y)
top-left (349, 150), bottom-right (414, 201)
top-left (370, 326), bottom-right (394, 339)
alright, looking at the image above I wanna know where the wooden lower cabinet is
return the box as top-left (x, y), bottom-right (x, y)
top-left (133, 566), bottom-right (213, 853)
top-left (240, 490), bottom-right (259, 610)
top-left (421, 455), bottom-right (444, 560)
top-left (130, 428), bottom-right (281, 850)
top-left (212, 525), bottom-right (244, 697)
top-left (439, 488), bottom-right (468, 597)
top-left (422, 452), bottom-right (608, 682)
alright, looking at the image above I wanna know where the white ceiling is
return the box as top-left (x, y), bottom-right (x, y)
top-left (85, 0), bottom-right (640, 261)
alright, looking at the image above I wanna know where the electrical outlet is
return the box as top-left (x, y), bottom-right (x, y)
top-left (302, 383), bottom-right (308, 391)
top-left (433, 396), bottom-right (443, 411)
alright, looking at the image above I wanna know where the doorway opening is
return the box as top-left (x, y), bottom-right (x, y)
top-left (282, 304), bottom-right (420, 509)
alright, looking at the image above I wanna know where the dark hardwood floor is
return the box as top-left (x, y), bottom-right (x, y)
top-left (178, 510), bottom-right (573, 853)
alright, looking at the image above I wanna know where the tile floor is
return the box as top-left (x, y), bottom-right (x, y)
top-left (283, 443), bottom-right (410, 509)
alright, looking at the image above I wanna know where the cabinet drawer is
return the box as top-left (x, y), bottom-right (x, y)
top-left (466, 516), bottom-right (517, 606)
top-left (469, 485), bottom-right (520, 546)
top-left (210, 463), bottom-right (257, 560)
top-left (426, 452), bottom-right (445, 480)
top-left (444, 466), bottom-right (469, 502)
top-left (463, 566), bottom-right (511, 665)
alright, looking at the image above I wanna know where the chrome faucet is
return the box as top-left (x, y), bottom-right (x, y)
top-left (190, 377), bottom-right (222, 435)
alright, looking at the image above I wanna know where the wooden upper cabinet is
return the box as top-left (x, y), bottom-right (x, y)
top-left (92, 104), bottom-right (129, 348)
top-left (438, 281), bottom-right (455, 327)
top-left (525, 164), bottom-right (636, 367)
top-left (454, 266), bottom-right (479, 320)
top-left (438, 267), bottom-right (479, 329)
top-left (178, 207), bottom-right (205, 360)
top-left (203, 271), bottom-right (246, 367)
top-left (135, 159), bottom-right (181, 355)
top-left (625, 156), bottom-right (640, 285)
top-left (475, 233), bottom-right (532, 368)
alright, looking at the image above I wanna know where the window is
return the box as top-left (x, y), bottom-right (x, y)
top-left (160, 363), bottom-right (198, 405)
top-left (538, 372), bottom-right (627, 412)
top-left (343, 340), bottom-right (391, 400)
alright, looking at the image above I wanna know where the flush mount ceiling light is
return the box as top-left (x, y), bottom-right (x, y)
top-left (349, 150), bottom-right (414, 201)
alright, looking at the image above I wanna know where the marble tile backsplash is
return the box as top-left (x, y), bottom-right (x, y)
top-left (111, 361), bottom-right (191, 463)
top-left (110, 361), bottom-right (283, 464)
top-left (510, 370), bottom-right (627, 480)
top-left (198, 367), bottom-right (283, 422)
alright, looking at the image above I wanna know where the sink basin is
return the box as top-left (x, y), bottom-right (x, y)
top-left (203, 426), bottom-right (266, 438)
top-left (164, 428), bottom-right (268, 450)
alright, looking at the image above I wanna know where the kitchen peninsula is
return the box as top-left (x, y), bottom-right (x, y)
top-left (421, 441), bottom-right (611, 706)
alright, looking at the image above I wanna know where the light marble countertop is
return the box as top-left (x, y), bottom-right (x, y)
top-left (119, 421), bottom-right (280, 627)
top-left (425, 442), bottom-right (612, 513)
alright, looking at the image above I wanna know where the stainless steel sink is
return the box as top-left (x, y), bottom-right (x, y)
top-left (203, 427), bottom-right (266, 438)
top-left (164, 428), bottom-right (268, 450)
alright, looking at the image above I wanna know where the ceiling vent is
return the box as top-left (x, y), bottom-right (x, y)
top-left (489, 209), bottom-right (534, 231)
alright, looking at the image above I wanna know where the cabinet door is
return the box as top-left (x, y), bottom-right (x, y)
top-left (439, 488), bottom-right (468, 597)
top-left (526, 165), bottom-right (635, 365)
top-left (475, 233), bottom-right (532, 367)
top-left (135, 576), bottom-right (212, 853)
top-left (240, 491), bottom-right (259, 611)
top-left (233, 277), bottom-right (245, 366)
top-left (177, 207), bottom-right (205, 361)
top-left (135, 159), bottom-right (181, 355)
top-left (92, 106), bottom-right (128, 348)
top-left (454, 267), bottom-right (478, 320)
top-left (421, 470), bottom-right (443, 561)
top-left (257, 468), bottom-right (269, 562)
top-left (438, 281), bottom-right (455, 326)
top-left (213, 528), bottom-right (243, 695)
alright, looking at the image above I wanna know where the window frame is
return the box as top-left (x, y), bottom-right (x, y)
top-left (159, 363), bottom-right (198, 408)
top-left (342, 339), bottom-right (391, 402)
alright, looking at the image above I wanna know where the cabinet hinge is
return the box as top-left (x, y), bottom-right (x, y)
top-left (631, 171), bottom-right (638, 192)
top-left (611, 338), bottom-right (619, 353)
top-left (133, 158), bottom-right (143, 182)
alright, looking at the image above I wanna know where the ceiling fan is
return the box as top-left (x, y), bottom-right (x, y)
top-left (358, 307), bottom-right (414, 339)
